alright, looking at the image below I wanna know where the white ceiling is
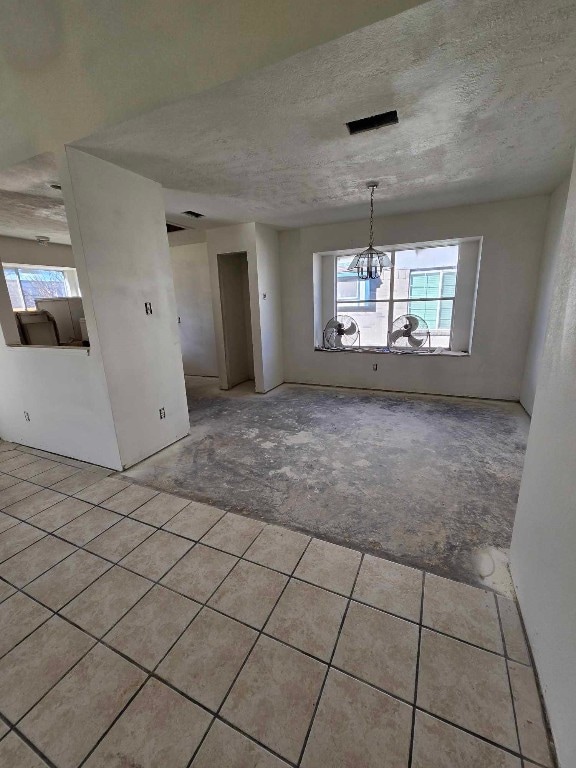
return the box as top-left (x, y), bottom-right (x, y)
top-left (71, 0), bottom-right (576, 228)
top-left (1, 0), bottom-right (576, 241)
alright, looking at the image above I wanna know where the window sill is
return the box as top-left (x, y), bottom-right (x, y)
top-left (5, 344), bottom-right (90, 355)
top-left (314, 346), bottom-right (469, 357)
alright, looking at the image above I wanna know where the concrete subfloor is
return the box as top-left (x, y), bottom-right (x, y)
top-left (122, 377), bottom-right (530, 591)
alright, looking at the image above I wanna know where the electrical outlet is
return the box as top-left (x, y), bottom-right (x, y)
top-left (24, 411), bottom-right (30, 421)
top-left (145, 302), bottom-right (153, 315)
top-left (159, 407), bottom-right (166, 420)
top-left (373, 363), bottom-right (378, 371)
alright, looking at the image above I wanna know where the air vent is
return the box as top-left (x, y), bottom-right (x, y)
top-left (166, 223), bottom-right (186, 232)
top-left (182, 210), bottom-right (204, 218)
top-left (346, 110), bottom-right (398, 135)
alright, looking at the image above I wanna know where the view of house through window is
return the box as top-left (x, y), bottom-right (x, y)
top-left (336, 244), bottom-right (459, 349)
top-left (3, 266), bottom-right (80, 311)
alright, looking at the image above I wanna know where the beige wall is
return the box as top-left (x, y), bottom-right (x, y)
top-left (0, 235), bottom-right (74, 268)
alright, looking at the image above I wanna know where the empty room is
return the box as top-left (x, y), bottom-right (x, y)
top-left (0, 1), bottom-right (574, 767)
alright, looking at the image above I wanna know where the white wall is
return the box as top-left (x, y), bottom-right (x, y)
top-left (511, 154), bottom-right (576, 768)
top-left (520, 180), bottom-right (570, 414)
top-left (280, 196), bottom-right (549, 400)
top-left (170, 242), bottom-right (218, 377)
top-left (64, 147), bottom-right (189, 468)
top-left (254, 224), bottom-right (284, 392)
top-left (0, 235), bottom-right (75, 268)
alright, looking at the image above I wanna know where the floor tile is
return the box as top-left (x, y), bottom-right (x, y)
top-left (412, 711), bottom-right (521, 768)
top-left (0, 732), bottom-right (49, 767)
top-left (0, 448), bottom-right (23, 463)
top-left (417, 629), bottom-right (518, 751)
top-left (120, 530), bottom-right (192, 580)
top-left (0, 578), bottom-right (15, 603)
top-left (2, 488), bottom-right (66, 520)
top-left (19, 644), bottom-right (145, 768)
top-left (99, 483), bottom-right (159, 514)
top-left (333, 601), bottom-right (418, 701)
top-left (161, 544), bottom-right (238, 602)
top-left (301, 668), bottom-right (412, 768)
top-left (509, 661), bottom-right (553, 766)
top-left (294, 538), bottom-right (362, 596)
top-left (0, 615), bottom-right (94, 720)
top-left (423, 573), bottom-right (503, 653)
top-left (0, 523), bottom-right (46, 564)
top-left (24, 550), bottom-right (112, 610)
top-left (31, 463), bottom-right (81, 488)
top-left (105, 584), bottom-right (200, 669)
top-left (0, 721), bottom-right (7, 739)
top-left (0, 472), bottom-right (21, 491)
top-left (61, 566), bottom-right (152, 637)
top-left (222, 635), bottom-right (326, 762)
top-left (27, 496), bottom-right (92, 532)
top-left (192, 719), bottom-right (288, 767)
top-left (83, 678), bottom-right (211, 768)
top-left (163, 500), bottom-right (225, 540)
top-left (244, 524), bottom-right (310, 574)
top-left (0, 481), bottom-right (43, 510)
top-left (0, 453), bottom-right (41, 474)
top-left (0, 510), bottom-right (20, 533)
top-left (265, 579), bottom-right (346, 661)
top-left (353, 553), bottom-right (423, 622)
top-left (0, 535), bottom-right (76, 587)
top-left (10, 458), bottom-right (61, 481)
top-left (74, 476), bottom-right (132, 505)
top-left (57, 507), bottom-right (121, 546)
top-left (158, 607), bottom-right (257, 711)
top-left (50, 469), bottom-right (112, 495)
top-left (497, 596), bottom-right (530, 665)
top-left (0, 592), bottom-right (51, 657)
top-left (201, 512), bottom-right (265, 555)
top-left (129, 491), bottom-right (190, 527)
top-left (85, 517), bottom-right (154, 561)
top-left (209, 560), bottom-right (288, 629)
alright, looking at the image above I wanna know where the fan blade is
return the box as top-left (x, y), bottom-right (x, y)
top-left (325, 318), bottom-right (340, 331)
top-left (405, 315), bottom-right (420, 331)
top-left (389, 328), bottom-right (404, 343)
top-left (408, 334), bottom-right (425, 348)
top-left (342, 321), bottom-right (358, 335)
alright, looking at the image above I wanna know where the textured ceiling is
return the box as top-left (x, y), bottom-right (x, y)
top-left (0, 153), bottom-right (70, 243)
top-left (1, 0), bottom-right (576, 241)
top-left (70, 0), bottom-right (576, 228)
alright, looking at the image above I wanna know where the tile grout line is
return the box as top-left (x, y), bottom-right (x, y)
top-left (408, 569), bottom-right (426, 768)
top-left (295, 551), bottom-right (364, 766)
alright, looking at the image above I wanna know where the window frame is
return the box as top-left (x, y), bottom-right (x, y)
top-left (334, 246), bottom-right (460, 350)
top-left (2, 264), bottom-right (80, 312)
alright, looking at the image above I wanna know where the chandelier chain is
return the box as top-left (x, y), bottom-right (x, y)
top-left (369, 184), bottom-right (375, 248)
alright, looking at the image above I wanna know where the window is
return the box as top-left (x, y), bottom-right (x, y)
top-left (3, 266), bottom-right (80, 311)
top-left (335, 244), bottom-right (459, 349)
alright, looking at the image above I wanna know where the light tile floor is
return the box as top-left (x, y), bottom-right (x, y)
top-left (0, 440), bottom-right (556, 767)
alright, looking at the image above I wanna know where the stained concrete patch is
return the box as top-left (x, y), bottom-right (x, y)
top-left (121, 378), bottom-right (529, 590)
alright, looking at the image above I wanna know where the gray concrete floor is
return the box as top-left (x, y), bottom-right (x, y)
top-left (122, 376), bottom-right (530, 591)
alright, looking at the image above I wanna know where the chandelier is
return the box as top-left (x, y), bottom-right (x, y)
top-left (348, 182), bottom-right (392, 279)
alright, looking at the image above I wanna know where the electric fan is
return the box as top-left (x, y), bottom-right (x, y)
top-left (389, 314), bottom-right (430, 351)
top-left (323, 315), bottom-right (360, 348)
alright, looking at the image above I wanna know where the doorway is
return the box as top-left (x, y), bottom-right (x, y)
top-left (217, 252), bottom-right (254, 389)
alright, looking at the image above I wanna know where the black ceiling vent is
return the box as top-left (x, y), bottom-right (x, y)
top-left (166, 223), bottom-right (186, 232)
top-left (346, 110), bottom-right (398, 135)
top-left (182, 210), bottom-right (204, 218)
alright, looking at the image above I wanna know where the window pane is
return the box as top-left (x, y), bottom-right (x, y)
top-left (393, 245), bottom-right (458, 300)
top-left (336, 254), bottom-right (391, 310)
top-left (18, 268), bottom-right (68, 310)
top-left (394, 298), bottom-right (453, 348)
top-left (3, 268), bottom-right (25, 310)
top-left (334, 302), bottom-right (389, 347)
